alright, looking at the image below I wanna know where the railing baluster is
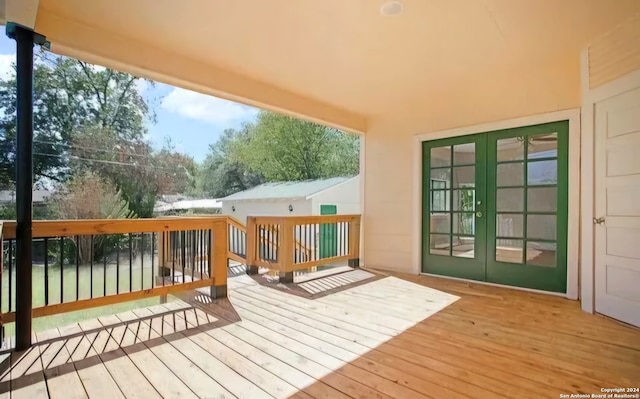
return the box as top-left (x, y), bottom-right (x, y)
top-left (191, 231), bottom-right (195, 282)
top-left (90, 235), bottom-right (94, 299)
top-left (8, 240), bottom-right (13, 312)
top-left (172, 232), bottom-right (177, 285)
top-left (75, 235), bottom-right (80, 301)
top-left (141, 233), bottom-right (144, 291)
top-left (129, 233), bottom-right (133, 293)
top-left (59, 237), bottom-right (64, 304)
top-left (116, 236), bottom-right (120, 294)
top-left (151, 232), bottom-right (155, 289)
top-left (181, 231), bottom-right (186, 284)
top-left (103, 243), bottom-right (107, 296)
top-left (44, 238), bottom-right (49, 306)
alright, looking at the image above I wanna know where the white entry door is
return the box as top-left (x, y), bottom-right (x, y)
top-left (594, 86), bottom-right (640, 327)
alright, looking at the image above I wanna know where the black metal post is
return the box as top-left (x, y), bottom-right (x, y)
top-left (7, 23), bottom-right (48, 351)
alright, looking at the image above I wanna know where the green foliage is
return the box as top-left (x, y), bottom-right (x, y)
top-left (195, 126), bottom-right (264, 198)
top-left (239, 112), bottom-right (360, 181)
top-left (195, 112), bottom-right (360, 197)
top-left (0, 52), bottom-right (153, 186)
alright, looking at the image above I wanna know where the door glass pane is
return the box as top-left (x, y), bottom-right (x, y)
top-left (431, 146), bottom-right (451, 167)
top-left (528, 160), bottom-right (557, 185)
top-left (430, 190), bottom-right (449, 212)
top-left (528, 187), bottom-right (557, 212)
top-left (452, 236), bottom-right (474, 258)
top-left (453, 189), bottom-right (475, 211)
top-left (497, 138), bottom-right (524, 161)
top-left (496, 214), bottom-right (523, 238)
top-left (527, 215), bottom-right (556, 240)
top-left (497, 163), bottom-right (524, 186)
top-left (497, 188), bottom-right (524, 211)
top-left (431, 168), bottom-right (450, 184)
top-left (430, 213), bottom-right (450, 234)
top-left (453, 166), bottom-right (474, 188)
top-left (430, 234), bottom-right (451, 256)
top-left (453, 143), bottom-right (475, 165)
top-left (528, 133), bottom-right (557, 159)
top-left (496, 239), bottom-right (524, 264)
top-left (453, 213), bottom-right (475, 235)
top-left (527, 241), bottom-right (556, 267)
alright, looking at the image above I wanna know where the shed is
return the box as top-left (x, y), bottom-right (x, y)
top-left (221, 176), bottom-right (359, 225)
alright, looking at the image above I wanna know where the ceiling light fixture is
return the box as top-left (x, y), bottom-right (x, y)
top-left (380, 1), bottom-right (403, 16)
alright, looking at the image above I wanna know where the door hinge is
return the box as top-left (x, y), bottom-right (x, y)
top-left (593, 217), bottom-right (605, 225)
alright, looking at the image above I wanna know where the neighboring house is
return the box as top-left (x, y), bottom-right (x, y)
top-left (220, 176), bottom-right (360, 225)
top-left (154, 198), bottom-right (222, 215)
top-left (0, 190), bottom-right (52, 207)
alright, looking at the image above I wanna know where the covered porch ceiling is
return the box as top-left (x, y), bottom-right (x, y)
top-left (2, 0), bottom-right (639, 133)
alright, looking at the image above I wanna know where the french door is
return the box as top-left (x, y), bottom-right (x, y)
top-left (422, 121), bottom-right (568, 293)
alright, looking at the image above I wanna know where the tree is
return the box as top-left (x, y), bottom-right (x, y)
top-left (0, 51), bottom-right (153, 187)
top-left (54, 171), bottom-right (135, 262)
top-left (195, 126), bottom-right (264, 198)
top-left (238, 111), bottom-right (359, 181)
top-left (70, 128), bottom-right (196, 217)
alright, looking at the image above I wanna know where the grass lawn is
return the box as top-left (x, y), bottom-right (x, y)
top-left (1, 254), bottom-right (178, 337)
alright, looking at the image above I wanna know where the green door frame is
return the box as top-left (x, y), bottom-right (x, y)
top-left (422, 121), bottom-right (569, 293)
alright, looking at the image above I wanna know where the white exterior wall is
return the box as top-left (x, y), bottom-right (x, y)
top-left (309, 176), bottom-right (361, 215)
top-left (222, 198), bottom-right (312, 225)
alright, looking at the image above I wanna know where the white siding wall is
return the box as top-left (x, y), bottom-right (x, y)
top-left (310, 176), bottom-right (361, 215)
top-left (221, 198), bottom-right (312, 225)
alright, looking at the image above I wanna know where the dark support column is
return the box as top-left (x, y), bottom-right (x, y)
top-left (348, 258), bottom-right (360, 268)
top-left (245, 265), bottom-right (259, 275)
top-left (7, 24), bottom-right (48, 351)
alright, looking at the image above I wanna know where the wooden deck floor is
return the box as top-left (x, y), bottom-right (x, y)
top-left (1, 269), bottom-right (638, 398)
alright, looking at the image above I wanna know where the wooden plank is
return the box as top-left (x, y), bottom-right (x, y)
top-left (419, 317), bottom-right (637, 386)
top-left (169, 335), bottom-right (273, 399)
top-left (122, 343), bottom-right (197, 399)
top-left (99, 349), bottom-right (161, 399)
top-left (188, 331), bottom-right (299, 398)
top-left (36, 328), bottom-right (88, 399)
top-left (233, 288), bottom-right (392, 342)
top-left (238, 285), bottom-right (402, 335)
top-left (233, 290), bottom-right (393, 348)
top-left (396, 326), bottom-right (612, 395)
top-left (230, 302), bottom-right (360, 367)
top-left (149, 339), bottom-right (236, 398)
top-left (230, 319), bottom-right (394, 399)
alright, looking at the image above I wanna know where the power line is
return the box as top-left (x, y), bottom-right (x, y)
top-left (33, 152), bottom-right (190, 174)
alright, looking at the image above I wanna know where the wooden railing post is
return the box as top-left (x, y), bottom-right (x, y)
top-left (245, 217), bottom-right (258, 275)
top-left (210, 220), bottom-right (228, 298)
top-left (348, 216), bottom-right (361, 268)
top-left (279, 218), bottom-right (295, 283)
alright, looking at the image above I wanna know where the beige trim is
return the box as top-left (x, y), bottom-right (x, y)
top-left (3, 0), bottom-right (39, 27)
top-left (419, 273), bottom-right (566, 297)
top-left (413, 108), bottom-right (581, 299)
top-left (37, 12), bottom-right (367, 134)
top-left (579, 63), bottom-right (640, 313)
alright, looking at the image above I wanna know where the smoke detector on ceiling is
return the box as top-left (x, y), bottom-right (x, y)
top-left (380, 1), bottom-right (403, 16)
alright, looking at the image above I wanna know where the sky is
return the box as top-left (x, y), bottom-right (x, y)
top-left (0, 33), bottom-right (259, 162)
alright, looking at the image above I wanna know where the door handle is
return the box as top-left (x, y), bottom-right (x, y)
top-left (476, 211), bottom-right (483, 218)
top-left (593, 217), bottom-right (605, 225)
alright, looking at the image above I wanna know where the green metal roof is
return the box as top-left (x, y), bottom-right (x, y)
top-left (221, 176), bottom-right (354, 201)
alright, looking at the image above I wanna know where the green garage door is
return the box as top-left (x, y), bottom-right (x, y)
top-left (319, 204), bottom-right (338, 258)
